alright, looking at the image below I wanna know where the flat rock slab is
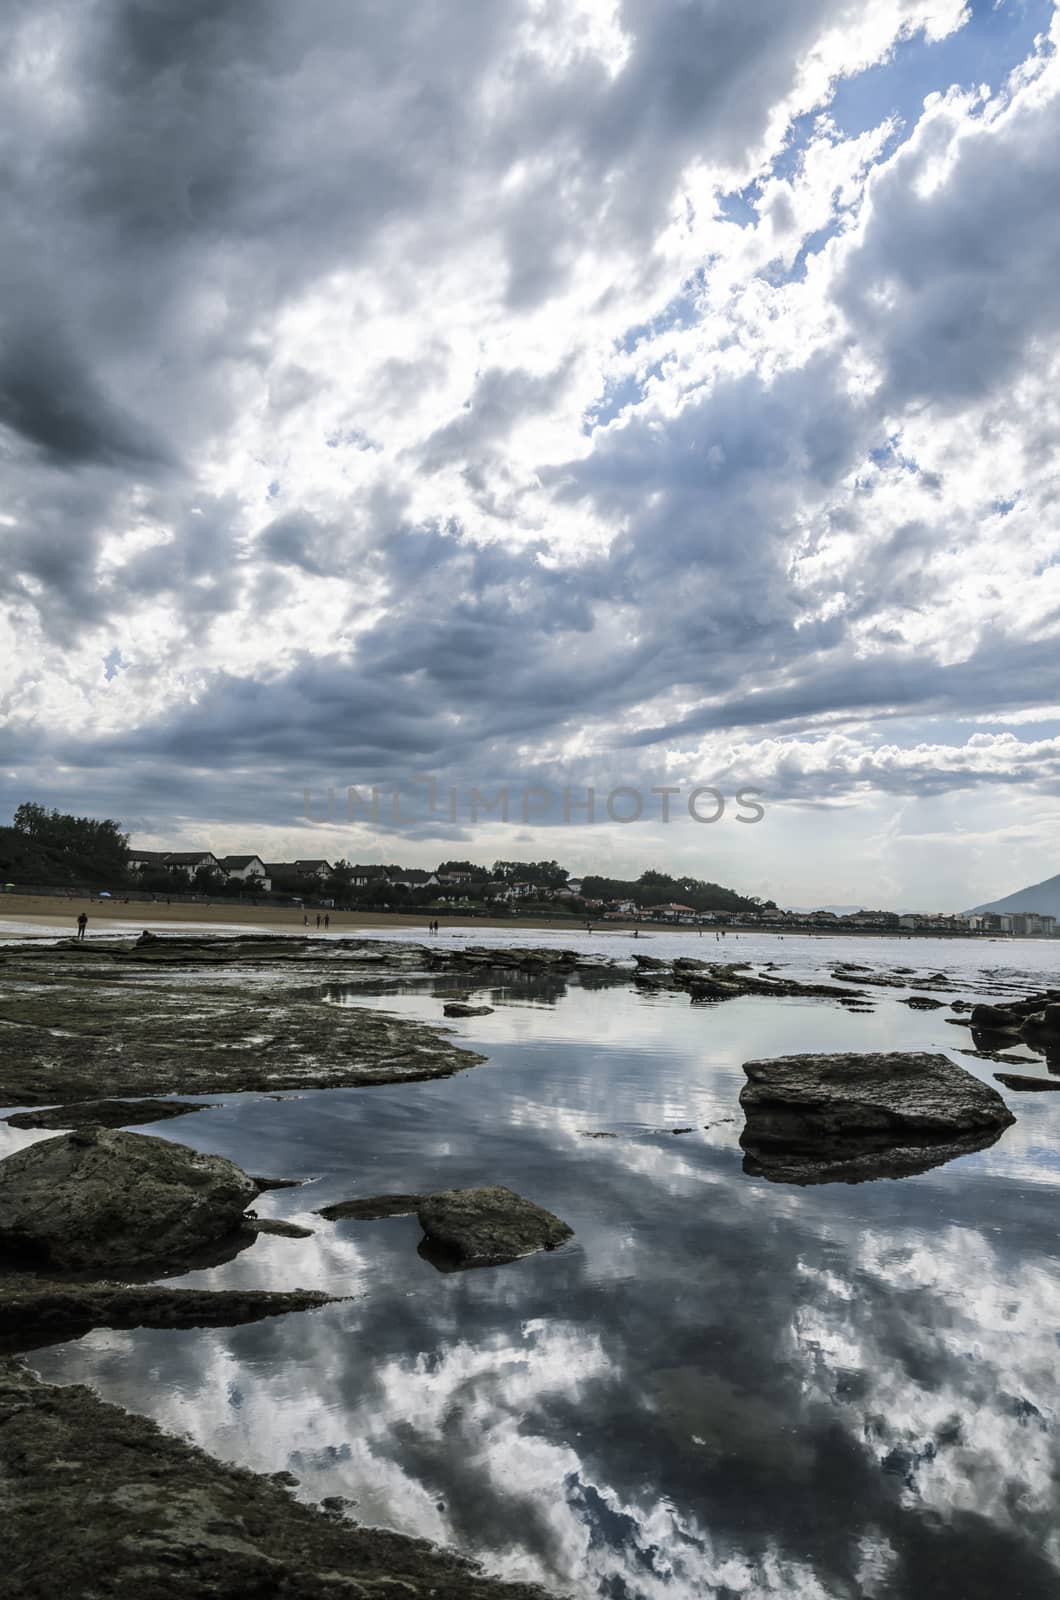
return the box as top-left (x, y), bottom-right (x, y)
top-left (4, 1098), bottom-right (213, 1130)
top-left (993, 1072), bottom-right (1060, 1092)
top-left (0, 1129), bottom-right (258, 1271)
top-left (0, 1278), bottom-right (338, 1354)
top-left (0, 1362), bottom-right (560, 1599)
top-left (417, 1185), bottom-right (573, 1268)
top-left (246, 1218), bottom-right (315, 1238)
top-left (0, 955), bottom-right (485, 1102)
top-left (739, 1052), bottom-right (1014, 1183)
top-left (318, 1194), bottom-right (423, 1221)
top-left (442, 1002), bottom-right (495, 1017)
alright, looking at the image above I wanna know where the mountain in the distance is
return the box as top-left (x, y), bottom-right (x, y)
top-left (970, 872), bottom-right (1060, 919)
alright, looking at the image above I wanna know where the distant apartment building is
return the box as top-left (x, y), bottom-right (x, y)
top-left (1010, 912), bottom-right (1056, 936)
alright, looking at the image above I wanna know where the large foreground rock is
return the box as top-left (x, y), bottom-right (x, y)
top-left (0, 1129), bottom-right (258, 1270)
top-left (740, 1052), bottom-right (1015, 1184)
top-left (418, 1185), bottom-right (573, 1268)
top-left (0, 1362), bottom-right (559, 1599)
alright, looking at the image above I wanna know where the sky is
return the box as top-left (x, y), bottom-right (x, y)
top-left (2, 0), bottom-right (1060, 911)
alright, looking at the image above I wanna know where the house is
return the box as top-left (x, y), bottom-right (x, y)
top-left (219, 855), bottom-right (271, 890)
top-left (163, 851), bottom-right (220, 880)
top-left (293, 859), bottom-right (333, 881)
top-left (128, 849), bottom-right (172, 872)
top-left (658, 902), bottom-right (697, 923)
top-left (388, 870), bottom-right (440, 890)
top-left (348, 865), bottom-right (391, 887)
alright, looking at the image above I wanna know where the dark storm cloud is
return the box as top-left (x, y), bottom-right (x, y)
top-left (0, 315), bottom-right (173, 467)
top-left (835, 75), bottom-right (1060, 411)
top-left (4, 0), bottom-right (1058, 836)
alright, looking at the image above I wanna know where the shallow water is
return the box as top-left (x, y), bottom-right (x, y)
top-left (23, 938), bottom-right (1060, 1599)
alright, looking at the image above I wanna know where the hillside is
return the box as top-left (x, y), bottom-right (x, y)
top-left (969, 872), bottom-right (1060, 919)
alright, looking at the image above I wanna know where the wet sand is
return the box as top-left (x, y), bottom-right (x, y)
top-left (0, 893), bottom-right (602, 940)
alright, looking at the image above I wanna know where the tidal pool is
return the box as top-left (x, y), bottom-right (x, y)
top-left (26, 936), bottom-right (1060, 1599)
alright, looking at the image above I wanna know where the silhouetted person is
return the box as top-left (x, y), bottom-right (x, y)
top-left (76, 912), bottom-right (87, 941)
top-left (324, 913), bottom-right (330, 929)
top-left (316, 913), bottom-right (321, 929)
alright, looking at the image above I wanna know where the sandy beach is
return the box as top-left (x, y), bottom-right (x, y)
top-left (0, 892), bottom-right (612, 939)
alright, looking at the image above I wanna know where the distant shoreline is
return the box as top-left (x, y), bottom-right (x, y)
top-left (0, 892), bottom-right (1040, 941)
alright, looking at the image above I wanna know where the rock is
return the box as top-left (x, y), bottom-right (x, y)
top-left (4, 1099), bottom-right (212, 1131)
top-left (0, 1278), bottom-right (339, 1354)
top-left (993, 1072), bottom-right (1060, 1092)
top-left (686, 967), bottom-right (865, 1004)
top-left (0, 1129), bottom-right (258, 1271)
top-left (417, 1185), bottom-right (573, 1268)
top-left (442, 1002), bottom-right (494, 1017)
top-left (1019, 1004), bottom-right (1060, 1040)
top-left (970, 1004), bottom-right (1022, 1033)
top-left (246, 1218), bottom-right (315, 1239)
top-left (901, 996), bottom-right (946, 1010)
top-left (0, 945), bottom-right (488, 1103)
top-left (739, 1051), bottom-right (1015, 1184)
top-left (317, 1194), bottom-right (422, 1221)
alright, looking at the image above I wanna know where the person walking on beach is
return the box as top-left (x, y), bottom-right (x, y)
top-left (76, 911), bottom-right (87, 941)
top-left (316, 913), bottom-right (321, 929)
top-left (324, 913), bottom-right (330, 930)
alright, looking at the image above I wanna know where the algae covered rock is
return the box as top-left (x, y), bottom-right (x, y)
top-left (418, 1185), bottom-right (573, 1268)
top-left (0, 1128), bottom-right (258, 1270)
top-left (4, 1098), bottom-right (212, 1131)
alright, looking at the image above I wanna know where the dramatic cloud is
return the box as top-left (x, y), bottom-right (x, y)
top-left (2, 0), bottom-right (1059, 904)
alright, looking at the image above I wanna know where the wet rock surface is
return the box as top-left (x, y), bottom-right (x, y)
top-left (442, 1001), bottom-right (495, 1016)
top-left (739, 1051), bottom-right (1015, 1184)
top-left (0, 1361), bottom-right (560, 1599)
top-left (0, 1278), bottom-right (338, 1354)
top-left (417, 1185), bottom-right (574, 1268)
top-left (0, 939), bottom-right (488, 1102)
top-left (993, 1071), bottom-right (1060, 1092)
top-left (317, 1194), bottom-right (424, 1221)
top-left (0, 1129), bottom-right (258, 1271)
top-left (246, 1217), bottom-right (315, 1238)
top-left (4, 1097), bottom-right (213, 1130)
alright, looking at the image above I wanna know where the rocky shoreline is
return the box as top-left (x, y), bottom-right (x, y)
top-left (0, 931), bottom-right (1049, 1595)
top-left (1, 1361), bottom-right (561, 1599)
